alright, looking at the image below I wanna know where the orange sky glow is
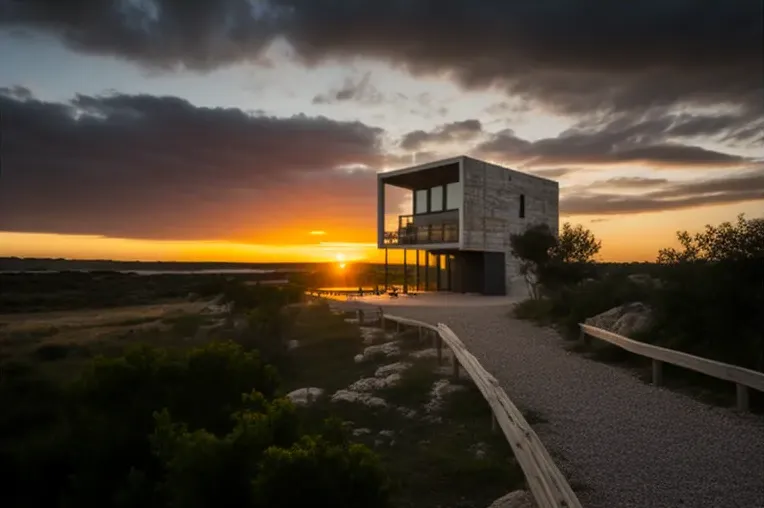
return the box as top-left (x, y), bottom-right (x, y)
top-left (2, 200), bottom-right (759, 264)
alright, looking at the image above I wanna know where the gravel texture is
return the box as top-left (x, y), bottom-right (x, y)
top-left (375, 303), bottom-right (764, 508)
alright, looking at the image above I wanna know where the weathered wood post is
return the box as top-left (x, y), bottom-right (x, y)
top-left (452, 353), bottom-right (460, 378)
top-left (736, 384), bottom-right (749, 411)
top-left (436, 334), bottom-right (443, 365)
top-left (417, 325), bottom-right (423, 343)
top-left (651, 359), bottom-right (663, 386)
top-left (396, 320), bottom-right (401, 334)
top-left (491, 415), bottom-right (498, 433)
top-left (579, 326), bottom-right (590, 346)
top-left (356, 309), bottom-right (364, 325)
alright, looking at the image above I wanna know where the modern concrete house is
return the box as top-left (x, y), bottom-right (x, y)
top-left (377, 155), bottom-right (559, 296)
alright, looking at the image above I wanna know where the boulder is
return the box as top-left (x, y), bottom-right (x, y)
top-left (286, 387), bottom-right (324, 406)
top-left (585, 302), bottom-right (653, 337)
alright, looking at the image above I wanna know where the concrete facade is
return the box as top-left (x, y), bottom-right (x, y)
top-left (377, 155), bottom-right (559, 296)
top-left (460, 156), bottom-right (559, 297)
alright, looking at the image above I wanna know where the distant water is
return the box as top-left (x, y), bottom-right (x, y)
top-left (0, 269), bottom-right (279, 275)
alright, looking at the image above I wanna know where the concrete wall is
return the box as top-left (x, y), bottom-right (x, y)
top-left (461, 156), bottom-right (559, 297)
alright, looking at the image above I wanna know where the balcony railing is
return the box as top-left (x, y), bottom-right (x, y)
top-left (384, 222), bottom-right (459, 246)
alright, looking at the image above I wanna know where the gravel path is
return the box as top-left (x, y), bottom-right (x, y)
top-left (374, 303), bottom-right (764, 508)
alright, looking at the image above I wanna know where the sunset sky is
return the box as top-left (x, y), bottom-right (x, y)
top-left (1, 1), bottom-right (762, 264)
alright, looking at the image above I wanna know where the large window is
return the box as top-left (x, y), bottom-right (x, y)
top-left (446, 181), bottom-right (461, 210)
top-left (430, 185), bottom-right (444, 212)
top-left (414, 189), bottom-right (428, 214)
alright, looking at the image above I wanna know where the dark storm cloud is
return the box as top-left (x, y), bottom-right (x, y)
top-left (560, 168), bottom-right (764, 216)
top-left (400, 119), bottom-right (483, 151)
top-left (474, 126), bottom-right (751, 168)
top-left (2, 0), bottom-right (761, 117)
top-left (0, 88), bottom-right (385, 239)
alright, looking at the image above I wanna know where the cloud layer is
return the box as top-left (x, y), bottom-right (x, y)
top-left (0, 87), bottom-right (387, 240)
top-left (2, 86), bottom-right (761, 241)
top-left (2, 0), bottom-right (761, 118)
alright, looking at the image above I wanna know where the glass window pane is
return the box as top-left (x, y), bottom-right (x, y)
top-left (446, 181), bottom-right (461, 210)
top-left (415, 189), bottom-right (428, 214)
top-left (430, 186), bottom-right (443, 212)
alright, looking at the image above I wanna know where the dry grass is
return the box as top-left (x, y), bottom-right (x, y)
top-left (0, 300), bottom-right (209, 333)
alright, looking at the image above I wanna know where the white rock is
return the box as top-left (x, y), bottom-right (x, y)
top-left (470, 442), bottom-right (488, 460)
top-left (287, 339), bottom-right (300, 350)
top-left (359, 327), bottom-right (379, 345)
top-left (410, 348), bottom-right (438, 359)
top-left (375, 362), bottom-right (412, 378)
top-left (331, 389), bottom-right (388, 408)
top-left (396, 406), bottom-right (417, 419)
top-left (353, 354), bottom-right (364, 363)
top-left (585, 302), bottom-right (654, 337)
top-left (425, 379), bottom-right (466, 413)
top-left (486, 490), bottom-right (534, 508)
top-left (357, 341), bottom-right (401, 362)
top-left (379, 429), bottom-right (395, 438)
top-left (286, 387), bottom-right (324, 406)
top-left (352, 427), bottom-right (372, 436)
top-left (348, 373), bottom-right (401, 392)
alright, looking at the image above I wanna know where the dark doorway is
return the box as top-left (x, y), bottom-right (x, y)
top-left (450, 251), bottom-right (506, 295)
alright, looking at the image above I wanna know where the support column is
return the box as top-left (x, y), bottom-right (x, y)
top-left (384, 248), bottom-right (389, 290)
top-left (436, 254), bottom-right (442, 291)
top-left (415, 250), bottom-right (420, 291)
top-left (424, 251), bottom-right (430, 291)
top-left (403, 249), bottom-right (408, 294)
top-left (446, 255), bottom-right (452, 291)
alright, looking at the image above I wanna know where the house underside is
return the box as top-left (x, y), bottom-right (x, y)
top-left (381, 247), bottom-right (507, 296)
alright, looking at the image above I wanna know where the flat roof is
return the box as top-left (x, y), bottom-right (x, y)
top-left (378, 155), bottom-right (558, 187)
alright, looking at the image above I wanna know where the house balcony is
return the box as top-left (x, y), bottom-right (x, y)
top-left (383, 213), bottom-right (459, 246)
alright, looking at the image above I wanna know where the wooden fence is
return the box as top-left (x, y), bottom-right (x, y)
top-left (579, 324), bottom-right (764, 411)
top-left (377, 311), bottom-right (582, 508)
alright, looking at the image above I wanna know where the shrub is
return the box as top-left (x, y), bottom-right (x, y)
top-left (33, 343), bottom-right (73, 362)
top-left (511, 298), bottom-right (554, 323)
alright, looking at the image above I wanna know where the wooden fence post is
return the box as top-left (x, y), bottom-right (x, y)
top-left (652, 359), bottom-right (663, 386)
top-left (579, 327), bottom-right (590, 346)
top-left (736, 384), bottom-right (749, 411)
top-left (452, 354), bottom-right (460, 378)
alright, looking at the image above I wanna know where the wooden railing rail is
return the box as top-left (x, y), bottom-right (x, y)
top-left (578, 323), bottom-right (764, 411)
top-left (381, 312), bottom-right (582, 508)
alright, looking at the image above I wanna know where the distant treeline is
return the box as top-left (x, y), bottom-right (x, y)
top-left (0, 257), bottom-right (318, 272)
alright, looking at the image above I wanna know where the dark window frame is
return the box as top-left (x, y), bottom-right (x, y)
top-left (519, 194), bottom-right (526, 218)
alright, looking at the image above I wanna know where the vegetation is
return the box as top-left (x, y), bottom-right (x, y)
top-left (1, 272), bottom-right (523, 507)
top-left (0, 278), bottom-right (391, 508)
top-left (510, 215), bottom-right (764, 401)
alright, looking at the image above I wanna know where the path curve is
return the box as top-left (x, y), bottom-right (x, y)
top-left (358, 301), bottom-right (764, 508)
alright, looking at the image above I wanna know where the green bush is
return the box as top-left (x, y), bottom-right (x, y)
top-left (1, 337), bottom-right (390, 508)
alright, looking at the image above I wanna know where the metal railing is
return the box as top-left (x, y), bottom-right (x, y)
top-left (384, 222), bottom-right (459, 245)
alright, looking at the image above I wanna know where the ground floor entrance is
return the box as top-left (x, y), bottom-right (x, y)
top-left (382, 248), bottom-right (506, 296)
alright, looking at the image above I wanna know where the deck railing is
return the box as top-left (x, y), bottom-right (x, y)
top-left (383, 222), bottom-right (459, 245)
top-left (578, 324), bottom-right (764, 411)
